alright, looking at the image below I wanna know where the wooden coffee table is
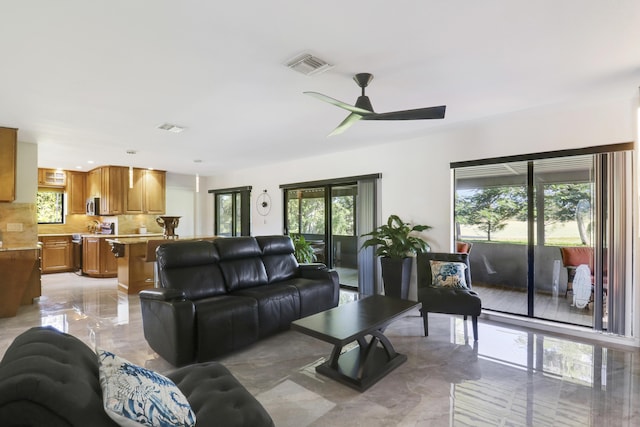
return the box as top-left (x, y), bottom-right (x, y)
top-left (291, 294), bottom-right (420, 392)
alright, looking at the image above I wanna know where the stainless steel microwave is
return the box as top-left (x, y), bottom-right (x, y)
top-left (86, 197), bottom-right (100, 216)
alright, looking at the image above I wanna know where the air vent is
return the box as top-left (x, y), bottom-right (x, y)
top-left (157, 123), bottom-right (185, 133)
top-left (286, 53), bottom-right (333, 76)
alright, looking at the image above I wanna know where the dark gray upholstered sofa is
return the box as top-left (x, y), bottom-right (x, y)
top-left (0, 326), bottom-right (274, 427)
top-left (140, 235), bottom-right (340, 366)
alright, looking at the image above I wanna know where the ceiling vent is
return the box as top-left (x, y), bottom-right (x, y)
top-left (157, 123), bottom-right (185, 133)
top-left (286, 53), bottom-right (333, 76)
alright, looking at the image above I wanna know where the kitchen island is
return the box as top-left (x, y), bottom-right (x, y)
top-left (106, 236), bottom-right (218, 294)
top-left (0, 246), bottom-right (41, 317)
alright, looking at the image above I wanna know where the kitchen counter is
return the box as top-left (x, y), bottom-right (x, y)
top-left (0, 245), bottom-right (41, 252)
top-left (38, 233), bottom-right (164, 238)
top-left (105, 236), bottom-right (218, 294)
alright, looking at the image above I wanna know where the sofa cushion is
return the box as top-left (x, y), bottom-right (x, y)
top-left (0, 326), bottom-right (118, 426)
top-left (167, 362), bottom-right (274, 427)
top-left (285, 277), bottom-right (338, 318)
top-left (216, 237), bottom-right (269, 291)
top-left (97, 349), bottom-right (196, 427)
top-left (157, 241), bottom-right (227, 299)
top-left (193, 295), bottom-right (259, 361)
top-left (257, 236), bottom-right (298, 283)
top-left (233, 283), bottom-right (300, 338)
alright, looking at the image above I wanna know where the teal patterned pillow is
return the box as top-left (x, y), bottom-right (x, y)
top-left (97, 349), bottom-right (196, 427)
top-left (429, 260), bottom-right (468, 288)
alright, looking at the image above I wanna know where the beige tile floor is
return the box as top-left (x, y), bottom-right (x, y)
top-left (1, 272), bottom-right (640, 426)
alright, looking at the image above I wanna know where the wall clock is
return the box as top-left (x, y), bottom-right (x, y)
top-left (256, 190), bottom-right (271, 216)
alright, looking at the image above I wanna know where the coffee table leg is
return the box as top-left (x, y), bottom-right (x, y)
top-left (318, 330), bottom-right (406, 392)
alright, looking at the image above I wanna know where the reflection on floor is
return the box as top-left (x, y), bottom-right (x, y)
top-left (1, 273), bottom-right (638, 426)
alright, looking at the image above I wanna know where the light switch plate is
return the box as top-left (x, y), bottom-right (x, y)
top-left (7, 223), bottom-right (23, 232)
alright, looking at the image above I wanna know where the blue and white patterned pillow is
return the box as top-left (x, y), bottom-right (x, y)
top-left (97, 349), bottom-right (196, 427)
top-left (429, 260), bottom-right (468, 288)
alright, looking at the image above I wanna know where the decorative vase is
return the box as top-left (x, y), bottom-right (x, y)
top-left (380, 257), bottom-right (413, 300)
top-left (156, 216), bottom-right (181, 239)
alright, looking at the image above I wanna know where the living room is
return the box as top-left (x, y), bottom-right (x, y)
top-left (1, 2), bottom-right (640, 425)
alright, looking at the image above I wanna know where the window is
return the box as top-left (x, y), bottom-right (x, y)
top-left (37, 190), bottom-right (64, 224)
top-left (209, 186), bottom-right (251, 236)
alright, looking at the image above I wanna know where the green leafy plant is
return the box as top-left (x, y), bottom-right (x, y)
top-left (361, 214), bottom-right (431, 258)
top-left (290, 234), bottom-right (317, 263)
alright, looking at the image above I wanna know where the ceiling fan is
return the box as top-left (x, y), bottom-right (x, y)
top-left (304, 73), bottom-right (446, 136)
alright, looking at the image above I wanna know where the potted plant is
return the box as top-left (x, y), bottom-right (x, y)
top-left (290, 234), bottom-right (317, 264)
top-left (361, 214), bottom-right (431, 299)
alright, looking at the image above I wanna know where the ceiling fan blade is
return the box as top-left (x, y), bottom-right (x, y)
top-left (328, 113), bottom-right (363, 137)
top-left (304, 92), bottom-right (373, 115)
top-left (362, 105), bottom-right (446, 121)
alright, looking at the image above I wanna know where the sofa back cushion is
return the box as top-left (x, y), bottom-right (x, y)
top-left (256, 235), bottom-right (298, 283)
top-left (216, 237), bottom-right (268, 292)
top-left (0, 326), bottom-right (119, 426)
top-left (156, 240), bottom-right (227, 299)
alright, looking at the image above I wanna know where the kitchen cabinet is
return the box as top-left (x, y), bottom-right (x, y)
top-left (86, 166), bottom-right (126, 215)
top-left (40, 235), bottom-right (73, 273)
top-left (67, 171), bottom-right (86, 214)
top-left (101, 166), bottom-right (124, 215)
top-left (87, 168), bottom-right (101, 198)
top-left (83, 236), bottom-right (117, 278)
top-left (38, 168), bottom-right (66, 188)
top-left (124, 168), bottom-right (166, 214)
top-left (0, 127), bottom-right (17, 202)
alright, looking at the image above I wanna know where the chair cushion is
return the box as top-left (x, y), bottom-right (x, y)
top-left (97, 349), bottom-right (196, 427)
top-left (429, 260), bottom-right (468, 289)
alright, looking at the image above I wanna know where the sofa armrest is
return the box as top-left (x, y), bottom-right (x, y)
top-left (140, 288), bottom-right (186, 301)
top-left (139, 293), bottom-right (196, 366)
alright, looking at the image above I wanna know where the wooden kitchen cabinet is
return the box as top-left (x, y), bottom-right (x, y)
top-left (0, 127), bottom-right (17, 202)
top-left (38, 168), bottom-right (66, 187)
top-left (40, 235), bottom-right (73, 273)
top-left (124, 168), bottom-right (166, 214)
top-left (101, 166), bottom-right (124, 215)
top-left (83, 236), bottom-right (117, 278)
top-left (67, 171), bottom-right (87, 214)
top-left (87, 168), bottom-right (101, 198)
top-left (87, 166), bottom-right (126, 215)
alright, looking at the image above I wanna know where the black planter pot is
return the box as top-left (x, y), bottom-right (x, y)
top-left (380, 257), bottom-right (413, 300)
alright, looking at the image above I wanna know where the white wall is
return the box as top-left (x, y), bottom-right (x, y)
top-left (15, 141), bottom-right (37, 203)
top-left (165, 173), bottom-right (198, 237)
top-left (199, 94), bottom-right (637, 245)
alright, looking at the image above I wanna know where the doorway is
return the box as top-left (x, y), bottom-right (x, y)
top-left (282, 174), bottom-right (380, 293)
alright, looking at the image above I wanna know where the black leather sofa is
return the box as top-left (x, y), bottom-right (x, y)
top-left (0, 326), bottom-right (274, 427)
top-left (140, 235), bottom-right (340, 366)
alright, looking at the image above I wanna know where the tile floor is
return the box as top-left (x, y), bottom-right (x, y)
top-left (1, 273), bottom-right (640, 426)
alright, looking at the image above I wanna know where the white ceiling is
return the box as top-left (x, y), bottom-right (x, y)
top-left (1, 1), bottom-right (639, 176)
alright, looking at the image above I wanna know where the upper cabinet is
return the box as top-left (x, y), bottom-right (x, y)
top-left (86, 166), bottom-right (125, 215)
top-left (66, 171), bottom-right (86, 214)
top-left (125, 168), bottom-right (165, 214)
top-left (100, 166), bottom-right (124, 215)
top-left (38, 168), bottom-right (66, 188)
top-left (0, 127), bottom-right (17, 202)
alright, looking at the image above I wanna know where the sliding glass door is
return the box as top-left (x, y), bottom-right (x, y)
top-left (453, 144), bottom-right (632, 333)
top-left (282, 174), bottom-right (380, 293)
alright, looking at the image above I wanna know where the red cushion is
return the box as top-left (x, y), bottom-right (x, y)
top-left (561, 247), bottom-right (593, 268)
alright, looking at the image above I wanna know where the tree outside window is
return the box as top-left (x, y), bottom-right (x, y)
top-left (37, 191), bottom-right (64, 224)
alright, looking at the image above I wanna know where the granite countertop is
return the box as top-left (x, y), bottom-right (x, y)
top-left (0, 245), bottom-right (41, 252)
top-left (38, 233), bottom-right (164, 238)
top-left (106, 235), bottom-right (215, 245)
